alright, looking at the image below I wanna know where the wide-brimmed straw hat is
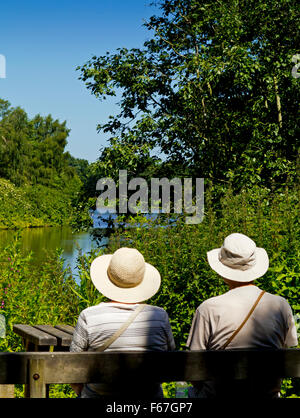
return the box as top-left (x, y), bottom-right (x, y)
top-left (207, 233), bottom-right (269, 282)
top-left (90, 247), bottom-right (161, 303)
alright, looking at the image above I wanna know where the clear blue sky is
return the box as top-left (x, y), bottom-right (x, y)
top-left (0, 0), bottom-right (158, 162)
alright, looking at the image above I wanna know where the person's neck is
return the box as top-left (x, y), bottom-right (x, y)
top-left (224, 280), bottom-right (256, 290)
top-left (107, 300), bottom-right (137, 304)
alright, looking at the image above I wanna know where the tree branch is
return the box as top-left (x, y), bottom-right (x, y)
top-left (147, 22), bottom-right (186, 59)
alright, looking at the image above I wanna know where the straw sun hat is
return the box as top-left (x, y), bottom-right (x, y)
top-left (90, 247), bottom-right (161, 303)
top-left (207, 233), bottom-right (269, 282)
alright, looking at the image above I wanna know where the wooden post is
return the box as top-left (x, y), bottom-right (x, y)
top-left (46, 346), bottom-right (54, 398)
top-left (28, 359), bottom-right (46, 398)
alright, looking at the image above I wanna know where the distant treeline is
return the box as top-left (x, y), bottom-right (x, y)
top-left (0, 98), bottom-right (90, 228)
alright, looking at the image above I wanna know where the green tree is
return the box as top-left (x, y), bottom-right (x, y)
top-left (0, 99), bottom-right (79, 188)
top-left (0, 106), bottom-right (31, 185)
top-left (78, 0), bottom-right (299, 189)
top-left (0, 99), bottom-right (85, 227)
top-left (66, 154), bottom-right (90, 182)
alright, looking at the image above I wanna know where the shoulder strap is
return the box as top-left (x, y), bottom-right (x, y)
top-left (95, 304), bottom-right (146, 352)
top-left (221, 290), bottom-right (266, 350)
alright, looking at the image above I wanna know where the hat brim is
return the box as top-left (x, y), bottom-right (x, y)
top-left (207, 247), bottom-right (269, 282)
top-left (90, 254), bottom-right (161, 303)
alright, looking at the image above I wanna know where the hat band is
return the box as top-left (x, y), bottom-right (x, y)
top-left (107, 266), bottom-right (142, 288)
top-left (218, 247), bottom-right (256, 271)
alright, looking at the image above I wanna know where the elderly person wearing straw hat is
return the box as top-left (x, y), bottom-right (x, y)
top-left (187, 233), bottom-right (298, 399)
top-left (70, 247), bottom-right (175, 398)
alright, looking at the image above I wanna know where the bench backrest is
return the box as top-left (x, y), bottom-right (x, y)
top-left (1, 349), bottom-right (300, 397)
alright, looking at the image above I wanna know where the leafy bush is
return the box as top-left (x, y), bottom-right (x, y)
top-left (0, 232), bottom-right (80, 397)
top-left (0, 178), bottom-right (80, 228)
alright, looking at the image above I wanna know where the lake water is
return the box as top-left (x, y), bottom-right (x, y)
top-left (0, 226), bottom-right (106, 280)
top-left (0, 213), bottom-right (167, 281)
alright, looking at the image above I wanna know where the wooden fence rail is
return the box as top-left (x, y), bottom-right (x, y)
top-left (0, 349), bottom-right (300, 398)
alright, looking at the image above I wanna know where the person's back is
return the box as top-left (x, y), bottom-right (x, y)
top-left (187, 233), bottom-right (298, 399)
top-left (70, 247), bottom-right (175, 398)
top-left (71, 301), bottom-right (175, 397)
top-left (188, 285), bottom-right (296, 351)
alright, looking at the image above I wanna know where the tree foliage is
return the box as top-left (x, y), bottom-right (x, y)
top-left (0, 99), bottom-right (89, 188)
top-left (0, 99), bottom-right (91, 227)
top-left (78, 0), bottom-right (299, 189)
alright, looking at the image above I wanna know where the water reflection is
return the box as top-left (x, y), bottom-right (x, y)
top-left (0, 226), bottom-right (106, 278)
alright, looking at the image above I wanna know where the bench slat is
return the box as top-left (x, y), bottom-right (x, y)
top-left (13, 325), bottom-right (57, 346)
top-left (54, 325), bottom-right (75, 335)
top-left (33, 326), bottom-right (73, 347)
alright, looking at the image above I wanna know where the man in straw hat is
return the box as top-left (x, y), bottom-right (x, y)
top-left (70, 247), bottom-right (175, 398)
top-left (187, 233), bottom-right (298, 398)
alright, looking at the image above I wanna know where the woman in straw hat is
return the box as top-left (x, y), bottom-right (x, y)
top-left (187, 233), bottom-right (298, 399)
top-left (70, 247), bottom-right (175, 398)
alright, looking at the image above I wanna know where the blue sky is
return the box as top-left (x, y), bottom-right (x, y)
top-left (0, 0), bottom-right (158, 162)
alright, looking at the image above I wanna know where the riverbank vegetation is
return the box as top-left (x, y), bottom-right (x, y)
top-left (0, 178), bottom-right (80, 228)
top-left (0, 234), bottom-right (80, 397)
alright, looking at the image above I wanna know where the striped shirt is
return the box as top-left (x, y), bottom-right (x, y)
top-left (70, 302), bottom-right (175, 397)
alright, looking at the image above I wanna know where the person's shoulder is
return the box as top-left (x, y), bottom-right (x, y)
top-left (194, 292), bottom-right (237, 319)
top-left (144, 304), bottom-right (170, 318)
top-left (78, 302), bottom-right (106, 317)
top-left (198, 292), bottom-right (229, 310)
top-left (264, 291), bottom-right (293, 311)
top-left (144, 304), bottom-right (167, 313)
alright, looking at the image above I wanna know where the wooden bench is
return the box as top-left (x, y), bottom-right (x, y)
top-left (0, 349), bottom-right (299, 398)
top-left (13, 324), bottom-right (74, 352)
top-left (0, 323), bottom-right (75, 397)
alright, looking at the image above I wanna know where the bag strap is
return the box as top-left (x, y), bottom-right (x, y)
top-left (95, 304), bottom-right (146, 352)
top-left (221, 290), bottom-right (266, 350)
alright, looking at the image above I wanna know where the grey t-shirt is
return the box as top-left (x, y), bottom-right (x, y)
top-left (186, 285), bottom-right (298, 398)
top-left (70, 302), bottom-right (175, 397)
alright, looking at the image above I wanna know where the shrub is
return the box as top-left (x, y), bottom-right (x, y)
top-left (0, 232), bottom-right (80, 397)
